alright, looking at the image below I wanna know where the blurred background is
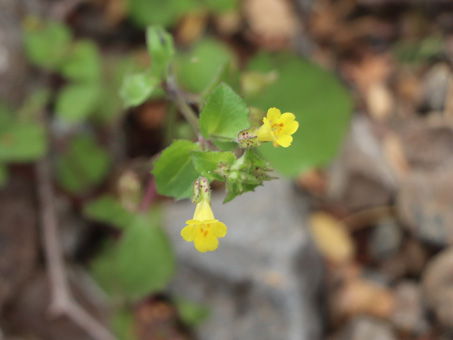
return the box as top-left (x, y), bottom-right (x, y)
top-left (1, 0), bottom-right (453, 339)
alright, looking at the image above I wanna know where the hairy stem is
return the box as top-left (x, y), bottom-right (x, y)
top-left (166, 70), bottom-right (200, 136)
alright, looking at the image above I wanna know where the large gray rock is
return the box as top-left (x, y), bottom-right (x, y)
top-left (164, 179), bottom-right (323, 340)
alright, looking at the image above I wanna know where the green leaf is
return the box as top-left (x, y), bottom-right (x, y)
top-left (146, 26), bottom-right (174, 78)
top-left (175, 299), bottom-right (210, 327)
top-left (246, 52), bottom-right (352, 177)
top-left (393, 35), bottom-right (443, 64)
top-left (224, 180), bottom-right (257, 203)
top-left (91, 213), bottom-right (175, 300)
top-left (56, 83), bottom-right (101, 122)
top-left (119, 72), bottom-right (158, 108)
top-left (60, 40), bottom-right (101, 81)
top-left (199, 83), bottom-right (249, 141)
top-left (152, 140), bottom-right (201, 200)
top-left (112, 308), bottom-right (138, 340)
top-left (126, 0), bottom-right (199, 27)
top-left (23, 20), bottom-right (71, 70)
top-left (83, 195), bottom-right (135, 229)
top-left (0, 102), bottom-right (13, 128)
top-left (0, 164), bottom-right (8, 187)
top-left (174, 39), bottom-right (235, 93)
top-left (0, 123), bottom-right (47, 161)
top-left (191, 150), bottom-right (235, 181)
top-left (56, 136), bottom-right (110, 194)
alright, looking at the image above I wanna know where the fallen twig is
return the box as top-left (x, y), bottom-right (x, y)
top-left (36, 157), bottom-right (117, 340)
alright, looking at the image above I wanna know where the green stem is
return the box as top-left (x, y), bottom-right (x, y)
top-left (166, 69), bottom-right (200, 136)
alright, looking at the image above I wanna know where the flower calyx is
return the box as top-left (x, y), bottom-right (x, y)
top-left (192, 176), bottom-right (211, 204)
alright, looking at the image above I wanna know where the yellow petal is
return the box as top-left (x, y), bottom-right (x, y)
top-left (193, 199), bottom-right (215, 221)
top-left (212, 222), bottom-right (227, 237)
top-left (280, 112), bottom-right (295, 122)
top-left (281, 120), bottom-right (299, 135)
top-left (267, 107), bottom-right (281, 122)
top-left (256, 118), bottom-right (274, 142)
top-left (194, 233), bottom-right (219, 252)
top-left (181, 225), bottom-right (197, 241)
top-left (277, 134), bottom-right (293, 147)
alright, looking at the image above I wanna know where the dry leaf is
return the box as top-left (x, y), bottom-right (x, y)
top-left (177, 12), bottom-right (208, 45)
top-left (296, 169), bottom-right (327, 196)
top-left (382, 131), bottom-right (410, 178)
top-left (243, 0), bottom-right (299, 45)
top-left (309, 212), bottom-right (355, 264)
top-left (332, 278), bottom-right (394, 321)
top-left (366, 82), bottom-right (393, 121)
top-left (215, 12), bottom-right (242, 35)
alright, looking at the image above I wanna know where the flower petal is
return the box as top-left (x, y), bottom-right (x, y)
top-left (267, 107), bottom-right (281, 122)
top-left (212, 222), bottom-right (227, 237)
top-left (281, 120), bottom-right (299, 135)
top-left (193, 199), bottom-right (215, 221)
top-left (181, 225), bottom-right (197, 242)
top-left (277, 134), bottom-right (293, 147)
top-left (194, 233), bottom-right (219, 252)
top-left (280, 112), bottom-right (296, 124)
top-left (256, 118), bottom-right (274, 142)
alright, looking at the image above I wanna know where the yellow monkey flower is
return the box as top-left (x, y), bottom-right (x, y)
top-left (181, 198), bottom-right (227, 252)
top-left (256, 107), bottom-right (299, 147)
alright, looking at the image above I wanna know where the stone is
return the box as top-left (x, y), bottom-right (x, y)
top-left (163, 179), bottom-right (324, 340)
top-left (327, 116), bottom-right (397, 212)
top-left (369, 219), bottom-right (402, 260)
top-left (335, 316), bottom-right (396, 340)
top-left (391, 281), bottom-right (428, 335)
top-left (422, 63), bottom-right (451, 112)
top-left (397, 168), bottom-right (453, 246)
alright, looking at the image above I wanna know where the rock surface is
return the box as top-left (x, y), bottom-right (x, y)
top-left (164, 179), bottom-right (324, 340)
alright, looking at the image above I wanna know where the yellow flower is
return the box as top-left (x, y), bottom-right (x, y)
top-left (256, 107), bottom-right (299, 147)
top-left (181, 199), bottom-right (227, 252)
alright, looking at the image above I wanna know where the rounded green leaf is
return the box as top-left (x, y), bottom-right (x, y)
top-left (152, 140), bottom-right (201, 200)
top-left (56, 83), bottom-right (101, 122)
top-left (23, 21), bottom-right (71, 70)
top-left (199, 83), bottom-right (250, 140)
top-left (174, 39), bottom-right (235, 94)
top-left (246, 52), bottom-right (352, 177)
top-left (56, 136), bottom-right (110, 194)
top-left (191, 150), bottom-right (236, 181)
top-left (60, 40), bottom-right (101, 82)
top-left (119, 72), bottom-right (158, 108)
top-left (126, 0), bottom-right (199, 27)
top-left (83, 195), bottom-right (134, 230)
top-left (0, 123), bottom-right (47, 161)
top-left (90, 213), bottom-right (175, 300)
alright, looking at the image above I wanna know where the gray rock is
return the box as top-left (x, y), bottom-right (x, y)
top-left (397, 168), bottom-right (453, 246)
top-left (422, 63), bottom-right (451, 112)
top-left (164, 179), bottom-right (323, 340)
top-left (336, 317), bottom-right (396, 340)
top-left (391, 281), bottom-right (428, 334)
top-left (370, 219), bottom-right (403, 260)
